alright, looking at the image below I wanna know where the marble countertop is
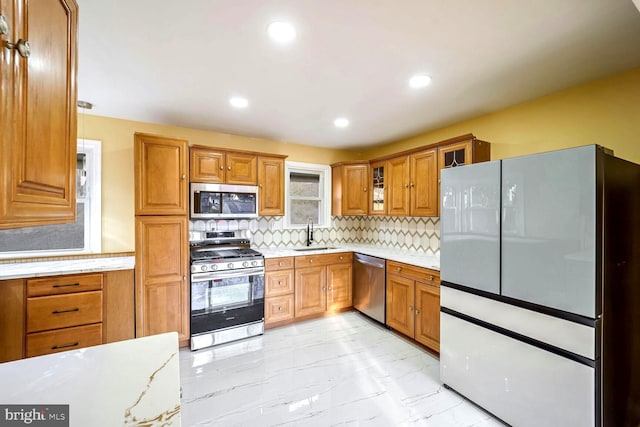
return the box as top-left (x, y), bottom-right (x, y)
top-left (256, 244), bottom-right (440, 271)
top-left (0, 332), bottom-right (181, 426)
top-left (0, 256), bottom-right (135, 280)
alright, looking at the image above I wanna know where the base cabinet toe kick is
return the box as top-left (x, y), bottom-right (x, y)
top-left (440, 287), bottom-right (598, 427)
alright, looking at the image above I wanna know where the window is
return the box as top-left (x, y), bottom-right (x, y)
top-left (0, 140), bottom-right (102, 258)
top-left (284, 161), bottom-right (331, 228)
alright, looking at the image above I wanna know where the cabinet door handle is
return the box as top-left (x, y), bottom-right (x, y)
top-left (181, 174), bottom-right (186, 180)
top-left (227, 165), bottom-right (232, 171)
top-left (415, 309), bottom-right (420, 315)
top-left (328, 286), bottom-right (333, 290)
top-left (404, 184), bottom-right (409, 188)
top-left (52, 342), bottom-right (79, 350)
top-left (408, 306), bottom-right (413, 312)
top-left (52, 283), bottom-right (80, 288)
top-left (322, 286), bottom-right (326, 291)
top-left (410, 182), bottom-right (415, 188)
top-left (363, 187), bottom-right (367, 192)
top-left (4, 38), bottom-right (30, 58)
top-left (219, 165), bottom-right (224, 170)
top-left (259, 183), bottom-right (263, 188)
top-left (52, 308), bottom-right (79, 315)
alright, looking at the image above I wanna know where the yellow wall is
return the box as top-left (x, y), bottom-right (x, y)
top-left (78, 115), bottom-right (361, 252)
top-left (364, 67), bottom-right (640, 164)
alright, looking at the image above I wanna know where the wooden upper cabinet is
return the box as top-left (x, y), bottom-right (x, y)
top-left (370, 160), bottom-right (387, 216)
top-left (0, 0), bottom-right (78, 229)
top-left (331, 162), bottom-right (369, 216)
top-left (135, 133), bottom-right (188, 215)
top-left (226, 152), bottom-right (258, 184)
top-left (258, 156), bottom-right (286, 216)
top-left (387, 155), bottom-right (411, 216)
top-left (410, 149), bottom-right (438, 216)
top-left (190, 148), bottom-right (225, 183)
top-left (189, 146), bottom-right (258, 185)
top-left (438, 137), bottom-right (491, 180)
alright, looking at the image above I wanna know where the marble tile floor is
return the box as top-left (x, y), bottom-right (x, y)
top-left (179, 312), bottom-right (505, 426)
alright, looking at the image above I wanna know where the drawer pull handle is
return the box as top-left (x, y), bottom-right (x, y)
top-left (278, 262), bottom-right (283, 266)
top-left (397, 267), bottom-right (402, 272)
top-left (52, 283), bottom-right (80, 288)
top-left (278, 306), bottom-right (282, 311)
top-left (339, 256), bottom-right (343, 261)
top-left (52, 308), bottom-right (79, 314)
top-left (429, 275), bottom-right (434, 281)
top-left (309, 259), bottom-right (313, 263)
top-left (52, 342), bottom-right (79, 350)
top-left (278, 281), bottom-right (283, 285)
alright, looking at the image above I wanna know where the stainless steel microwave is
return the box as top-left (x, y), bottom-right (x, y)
top-left (190, 183), bottom-right (259, 219)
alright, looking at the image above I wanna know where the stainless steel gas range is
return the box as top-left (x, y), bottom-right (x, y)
top-left (189, 232), bottom-right (265, 350)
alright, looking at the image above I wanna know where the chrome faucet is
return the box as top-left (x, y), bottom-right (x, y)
top-left (306, 218), bottom-right (314, 246)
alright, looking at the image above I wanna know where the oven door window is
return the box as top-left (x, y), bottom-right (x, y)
top-left (191, 274), bottom-right (264, 315)
top-left (222, 192), bottom-right (256, 215)
top-left (194, 191), bottom-right (222, 215)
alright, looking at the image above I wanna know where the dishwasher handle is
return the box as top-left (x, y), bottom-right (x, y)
top-left (354, 255), bottom-right (385, 269)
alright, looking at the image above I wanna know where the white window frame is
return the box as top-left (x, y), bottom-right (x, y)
top-left (284, 161), bottom-right (332, 229)
top-left (0, 139), bottom-right (102, 258)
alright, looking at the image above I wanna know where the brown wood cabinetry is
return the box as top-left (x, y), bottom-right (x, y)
top-left (258, 156), bottom-right (286, 216)
top-left (331, 162), bottom-right (369, 215)
top-left (0, 0), bottom-right (78, 229)
top-left (295, 252), bottom-right (353, 318)
top-left (0, 279), bottom-right (26, 362)
top-left (135, 133), bottom-right (188, 215)
top-left (135, 216), bottom-right (189, 342)
top-left (190, 146), bottom-right (258, 185)
top-left (385, 149), bottom-right (437, 217)
top-left (370, 160), bottom-right (388, 215)
top-left (0, 270), bottom-right (134, 361)
top-left (264, 257), bottom-right (295, 324)
top-left (386, 260), bottom-right (440, 352)
top-left (135, 133), bottom-right (190, 346)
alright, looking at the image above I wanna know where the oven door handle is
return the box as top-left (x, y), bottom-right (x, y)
top-left (191, 267), bottom-right (265, 281)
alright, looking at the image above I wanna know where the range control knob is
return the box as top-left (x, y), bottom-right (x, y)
top-left (227, 263), bottom-right (234, 269)
top-left (211, 264), bottom-right (218, 271)
top-left (251, 260), bottom-right (258, 267)
top-left (200, 265), bottom-right (208, 272)
top-left (242, 261), bottom-right (249, 268)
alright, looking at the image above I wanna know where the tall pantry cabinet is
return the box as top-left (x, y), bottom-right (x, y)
top-left (0, 0), bottom-right (79, 229)
top-left (134, 133), bottom-right (189, 344)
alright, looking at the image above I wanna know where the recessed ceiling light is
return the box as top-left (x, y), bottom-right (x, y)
top-left (268, 21), bottom-right (296, 43)
top-left (229, 97), bottom-right (249, 109)
top-left (334, 118), bottom-right (349, 128)
top-left (409, 74), bottom-right (432, 89)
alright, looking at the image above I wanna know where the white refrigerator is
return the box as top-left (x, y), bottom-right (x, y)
top-left (439, 145), bottom-right (640, 426)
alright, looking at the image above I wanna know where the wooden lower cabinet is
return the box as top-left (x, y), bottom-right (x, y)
top-left (386, 261), bottom-right (441, 352)
top-left (135, 216), bottom-right (189, 342)
top-left (264, 257), bottom-right (295, 325)
top-left (0, 269), bottom-right (135, 362)
top-left (294, 252), bottom-right (353, 318)
top-left (295, 266), bottom-right (327, 317)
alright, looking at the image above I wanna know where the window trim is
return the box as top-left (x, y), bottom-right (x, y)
top-left (284, 161), bottom-right (332, 229)
top-left (0, 139), bottom-right (102, 259)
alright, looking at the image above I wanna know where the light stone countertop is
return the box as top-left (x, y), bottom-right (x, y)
top-left (0, 256), bottom-right (135, 280)
top-left (0, 332), bottom-right (181, 426)
top-left (256, 244), bottom-right (440, 271)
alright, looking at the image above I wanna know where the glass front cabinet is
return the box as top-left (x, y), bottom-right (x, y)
top-left (370, 160), bottom-right (387, 215)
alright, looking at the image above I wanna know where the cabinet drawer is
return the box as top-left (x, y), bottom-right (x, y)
top-left (265, 257), bottom-right (295, 271)
top-left (265, 270), bottom-right (294, 297)
top-left (26, 323), bottom-right (103, 358)
top-left (27, 291), bottom-right (103, 332)
top-left (387, 260), bottom-right (440, 285)
top-left (265, 295), bottom-right (294, 324)
top-left (294, 252), bottom-right (352, 268)
top-left (27, 273), bottom-right (103, 297)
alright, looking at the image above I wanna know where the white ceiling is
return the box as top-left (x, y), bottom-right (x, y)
top-left (77, 0), bottom-right (640, 150)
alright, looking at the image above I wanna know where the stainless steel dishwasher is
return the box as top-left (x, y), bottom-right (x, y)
top-left (353, 253), bottom-right (386, 323)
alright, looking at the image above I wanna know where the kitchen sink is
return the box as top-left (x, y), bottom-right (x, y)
top-left (294, 247), bottom-right (335, 252)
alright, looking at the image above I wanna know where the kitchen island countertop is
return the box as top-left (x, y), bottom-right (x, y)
top-left (256, 244), bottom-right (440, 271)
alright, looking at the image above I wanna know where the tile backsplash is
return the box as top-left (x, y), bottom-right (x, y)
top-left (190, 216), bottom-right (440, 254)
